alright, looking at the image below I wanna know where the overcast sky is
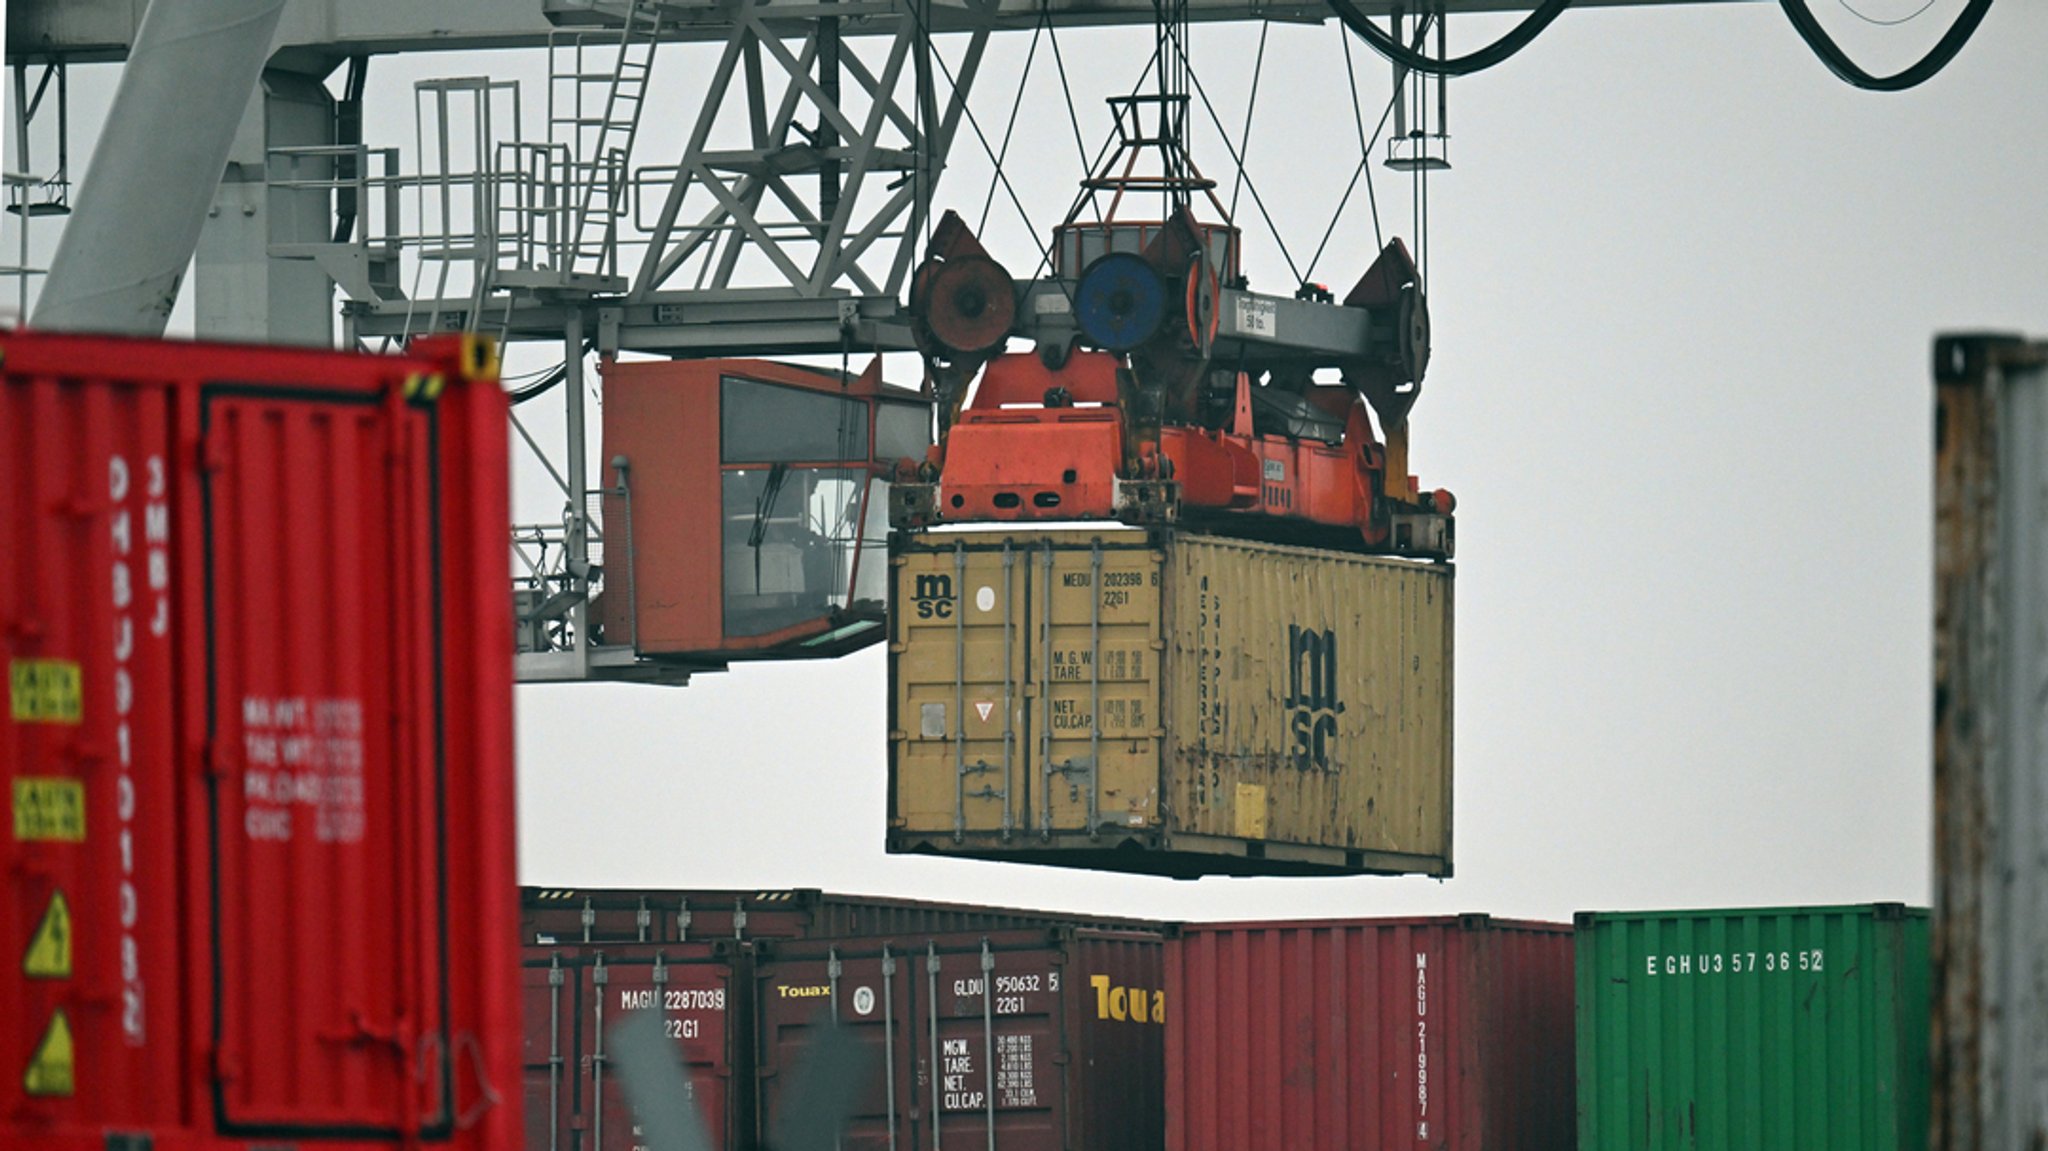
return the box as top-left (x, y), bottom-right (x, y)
top-left (8, 0), bottom-right (2042, 924)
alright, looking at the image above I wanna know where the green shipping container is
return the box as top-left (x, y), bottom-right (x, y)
top-left (1575, 904), bottom-right (1930, 1151)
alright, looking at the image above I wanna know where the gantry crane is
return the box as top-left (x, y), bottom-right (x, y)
top-left (4, 0), bottom-right (1990, 686)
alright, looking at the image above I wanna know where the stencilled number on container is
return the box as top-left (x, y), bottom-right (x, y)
top-left (1646, 949), bottom-right (1824, 976)
top-left (665, 988), bottom-right (726, 1010)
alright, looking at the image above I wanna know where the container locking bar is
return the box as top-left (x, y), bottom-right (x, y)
top-left (882, 948), bottom-right (899, 1151)
top-left (980, 941), bottom-right (997, 1151)
top-left (953, 541), bottom-right (968, 840)
top-left (927, 945), bottom-right (943, 1151)
top-left (548, 953), bottom-right (565, 1151)
top-left (1001, 541), bottom-right (1017, 837)
top-left (1086, 540), bottom-right (1103, 837)
top-left (1038, 543), bottom-right (1056, 838)
top-left (592, 953), bottom-right (609, 1151)
top-left (829, 948), bottom-right (844, 1151)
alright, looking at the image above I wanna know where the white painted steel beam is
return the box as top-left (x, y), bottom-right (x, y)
top-left (32, 0), bottom-right (289, 336)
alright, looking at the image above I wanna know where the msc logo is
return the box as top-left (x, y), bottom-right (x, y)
top-left (1281, 624), bottom-right (1345, 773)
top-left (912, 572), bottom-right (955, 619)
top-left (913, 565), bottom-right (958, 614)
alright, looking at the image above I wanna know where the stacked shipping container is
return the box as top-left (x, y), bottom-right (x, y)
top-left (1575, 904), bottom-right (1930, 1151)
top-left (521, 890), bottom-right (1168, 1151)
top-left (526, 894), bottom-right (1938, 1151)
top-left (755, 930), bottom-right (1164, 1151)
top-left (1166, 916), bottom-right (1575, 1151)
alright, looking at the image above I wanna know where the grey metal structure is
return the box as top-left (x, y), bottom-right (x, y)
top-left (6, 0), bottom-right (1755, 681)
top-left (1931, 333), bottom-right (2048, 1151)
top-left (7, 0), bottom-right (1748, 62)
top-left (31, 0), bottom-right (289, 335)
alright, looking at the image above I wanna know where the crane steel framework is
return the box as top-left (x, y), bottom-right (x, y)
top-left (3, 0), bottom-right (1759, 683)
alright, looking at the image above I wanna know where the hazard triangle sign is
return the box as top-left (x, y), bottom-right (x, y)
top-left (23, 890), bottom-right (71, 979)
top-left (23, 1009), bottom-right (74, 1096)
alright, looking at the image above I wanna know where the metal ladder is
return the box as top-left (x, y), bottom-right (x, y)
top-left (548, 0), bottom-right (660, 281)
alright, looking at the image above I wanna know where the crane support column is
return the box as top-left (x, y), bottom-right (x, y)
top-left (33, 0), bottom-right (288, 335)
top-left (194, 68), bottom-right (340, 345)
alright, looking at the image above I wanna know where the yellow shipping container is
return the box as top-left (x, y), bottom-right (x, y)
top-left (887, 528), bottom-right (1452, 877)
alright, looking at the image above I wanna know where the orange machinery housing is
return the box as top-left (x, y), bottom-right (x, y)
top-left (894, 202), bottom-right (1451, 558)
top-left (917, 349), bottom-right (1451, 553)
top-left (595, 357), bottom-right (931, 665)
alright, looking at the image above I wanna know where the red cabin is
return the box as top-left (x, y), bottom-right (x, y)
top-left (595, 357), bottom-right (930, 664)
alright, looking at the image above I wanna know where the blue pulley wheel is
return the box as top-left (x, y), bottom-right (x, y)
top-left (1075, 252), bottom-right (1167, 351)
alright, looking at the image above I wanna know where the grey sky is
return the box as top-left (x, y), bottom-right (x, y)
top-left (8, 1), bottom-right (2040, 924)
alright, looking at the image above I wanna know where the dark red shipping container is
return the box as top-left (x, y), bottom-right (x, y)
top-left (1166, 916), bottom-right (1574, 1151)
top-left (523, 887), bottom-right (1160, 946)
top-left (524, 943), bottom-right (746, 1151)
top-left (1, 330), bottom-right (521, 1151)
top-left (755, 929), bottom-right (1165, 1151)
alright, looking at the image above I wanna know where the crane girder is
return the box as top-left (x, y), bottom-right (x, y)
top-left (7, 0), bottom-right (1755, 65)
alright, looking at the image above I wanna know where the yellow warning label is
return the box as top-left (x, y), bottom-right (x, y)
top-left (1233, 783), bottom-right (1268, 839)
top-left (9, 659), bottom-right (82, 725)
top-left (23, 1009), bottom-right (74, 1097)
top-left (24, 891), bottom-right (72, 979)
top-left (13, 778), bottom-right (86, 843)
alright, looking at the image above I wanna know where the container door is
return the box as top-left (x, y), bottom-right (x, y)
top-left (581, 953), bottom-right (739, 1151)
top-left (893, 538), bottom-right (1032, 837)
top-left (911, 941), bottom-right (1069, 1151)
top-left (756, 946), bottom-right (915, 1151)
top-left (1024, 536), bottom-right (1163, 836)
top-left (202, 386), bottom-right (450, 1136)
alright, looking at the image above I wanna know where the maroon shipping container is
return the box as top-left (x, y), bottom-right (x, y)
top-left (524, 944), bottom-right (747, 1151)
top-left (1, 330), bottom-right (521, 1151)
top-left (1167, 916), bottom-right (1574, 1151)
top-left (523, 887), bottom-right (1160, 946)
top-left (755, 929), bottom-right (1165, 1151)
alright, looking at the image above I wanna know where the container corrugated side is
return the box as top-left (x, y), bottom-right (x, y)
top-left (520, 886), bottom-right (1161, 944)
top-left (754, 928), bottom-right (1165, 1151)
top-left (1930, 333), bottom-right (2048, 1150)
top-left (1575, 904), bottom-right (1929, 1151)
top-left (1, 330), bottom-right (520, 1151)
top-left (888, 528), bottom-right (1452, 877)
top-left (1167, 916), bottom-right (1573, 1151)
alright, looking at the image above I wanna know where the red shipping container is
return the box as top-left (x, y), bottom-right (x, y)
top-left (1, 330), bottom-right (520, 1151)
top-left (1167, 916), bottom-right (1574, 1151)
top-left (755, 929), bottom-right (1165, 1151)
top-left (524, 944), bottom-right (745, 1151)
top-left (522, 886), bottom-right (1161, 947)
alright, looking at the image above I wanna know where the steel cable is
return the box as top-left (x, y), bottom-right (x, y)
top-left (1778, 0), bottom-right (1991, 91)
top-left (1326, 0), bottom-right (1569, 76)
